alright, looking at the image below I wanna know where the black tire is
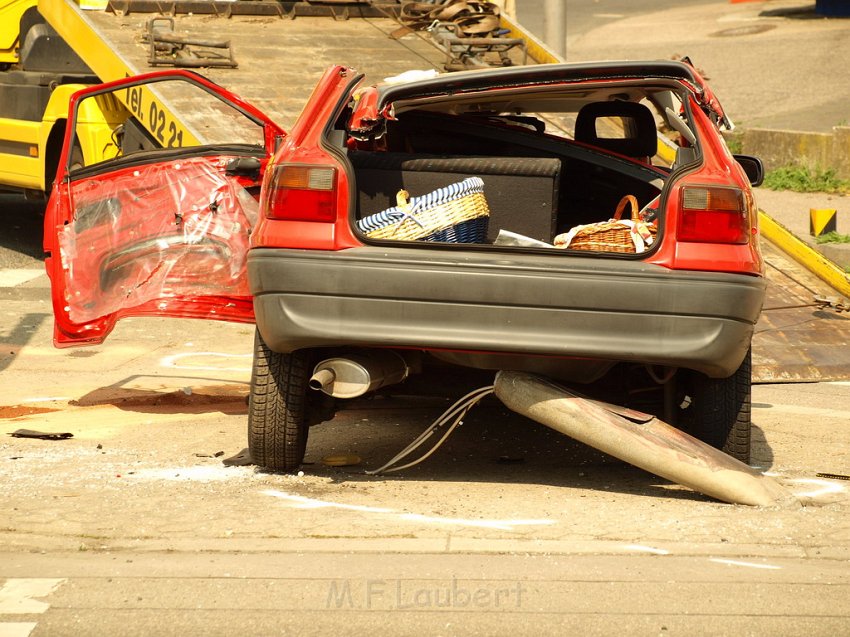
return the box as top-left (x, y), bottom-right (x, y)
top-left (248, 329), bottom-right (311, 472)
top-left (686, 349), bottom-right (752, 464)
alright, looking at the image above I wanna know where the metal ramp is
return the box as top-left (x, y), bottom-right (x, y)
top-left (754, 240), bottom-right (850, 383)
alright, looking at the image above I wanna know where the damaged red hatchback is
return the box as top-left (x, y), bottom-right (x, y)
top-left (44, 61), bottom-right (765, 471)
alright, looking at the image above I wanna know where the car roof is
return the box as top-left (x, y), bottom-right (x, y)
top-left (375, 60), bottom-right (702, 103)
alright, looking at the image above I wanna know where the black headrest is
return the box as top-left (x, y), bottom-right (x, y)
top-left (574, 101), bottom-right (658, 158)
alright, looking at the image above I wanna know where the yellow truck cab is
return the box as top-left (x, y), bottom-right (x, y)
top-left (0, 0), bottom-right (113, 197)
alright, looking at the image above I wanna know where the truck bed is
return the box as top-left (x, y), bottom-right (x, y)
top-left (51, 3), bottom-right (448, 130)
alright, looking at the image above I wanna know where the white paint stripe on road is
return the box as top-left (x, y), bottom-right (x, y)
top-left (0, 269), bottom-right (44, 288)
top-left (709, 558), bottom-right (781, 570)
top-left (0, 578), bottom-right (65, 613)
top-left (263, 490), bottom-right (394, 514)
top-left (0, 623), bottom-right (37, 637)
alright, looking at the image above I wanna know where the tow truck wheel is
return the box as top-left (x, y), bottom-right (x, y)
top-left (686, 349), bottom-right (752, 465)
top-left (248, 329), bottom-right (310, 472)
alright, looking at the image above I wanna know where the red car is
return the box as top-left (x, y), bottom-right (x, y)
top-left (45, 62), bottom-right (765, 471)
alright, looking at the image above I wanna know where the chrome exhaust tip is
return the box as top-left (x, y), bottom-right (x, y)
top-left (309, 351), bottom-right (411, 399)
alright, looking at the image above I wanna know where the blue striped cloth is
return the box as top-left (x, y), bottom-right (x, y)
top-left (357, 177), bottom-right (486, 236)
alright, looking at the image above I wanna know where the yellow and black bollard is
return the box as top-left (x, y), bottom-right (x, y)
top-left (810, 207), bottom-right (838, 237)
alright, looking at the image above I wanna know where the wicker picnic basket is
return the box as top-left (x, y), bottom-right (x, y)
top-left (555, 195), bottom-right (657, 253)
top-left (356, 177), bottom-right (490, 243)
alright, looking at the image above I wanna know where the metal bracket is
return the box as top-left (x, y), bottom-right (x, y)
top-left (145, 17), bottom-right (237, 68)
top-left (427, 22), bottom-right (526, 71)
top-left (814, 295), bottom-right (850, 313)
top-left (110, 1), bottom-right (400, 20)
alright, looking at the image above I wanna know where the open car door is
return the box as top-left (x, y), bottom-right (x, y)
top-left (44, 70), bottom-right (285, 347)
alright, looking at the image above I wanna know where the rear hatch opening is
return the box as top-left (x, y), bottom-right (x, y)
top-left (342, 80), bottom-right (701, 257)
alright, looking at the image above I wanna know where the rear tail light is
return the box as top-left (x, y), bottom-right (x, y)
top-left (678, 186), bottom-right (749, 244)
top-left (264, 164), bottom-right (336, 221)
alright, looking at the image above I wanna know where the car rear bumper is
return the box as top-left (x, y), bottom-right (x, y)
top-left (248, 246), bottom-right (766, 378)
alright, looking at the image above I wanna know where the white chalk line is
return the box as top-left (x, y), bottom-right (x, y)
top-left (790, 478), bottom-right (846, 499)
top-left (159, 351), bottom-right (251, 373)
top-left (709, 558), bottom-right (782, 570)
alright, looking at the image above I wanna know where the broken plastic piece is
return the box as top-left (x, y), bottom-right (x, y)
top-left (322, 454), bottom-right (362, 467)
top-left (222, 448), bottom-right (252, 466)
top-left (816, 472), bottom-right (850, 481)
top-left (10, 429), bottom-right (73, 440)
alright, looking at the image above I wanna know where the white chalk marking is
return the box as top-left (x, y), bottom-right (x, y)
top-left (0, 269), bottom-right (44, 288)
top-left (709, 559), bottom-right (781, 570)
top-left (263, 490), bottom-right (555, 530)
top-left (623, 544), bottom-right (670, 555)
top-left (0, 623), bottom-right (37, 637)
top-left (791, 478), bottom-right (846, 499)
top-left (262, 490), bottom-right (393, 513)
top-left (593, 13), bottom-right (625, 19)
top-left (159, 351), bottom-right (251, 372)
top-left (0, 578), bottom-right (65, 614)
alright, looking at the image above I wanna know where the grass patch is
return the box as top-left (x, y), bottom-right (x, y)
top-left (815, 231), bottom-right (850, 244)
top-left (763, 164), bottom-right (850, 194)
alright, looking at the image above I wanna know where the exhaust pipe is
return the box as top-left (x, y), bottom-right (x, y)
top-left (494, 371), bottom-right (796, 507)
top-left (309, 351), bottom-right (411, 399)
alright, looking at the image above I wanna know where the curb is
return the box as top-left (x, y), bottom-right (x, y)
top-left (759, 210), bottom-right (850, 298)
top-left (734, 127), bottom-right (850, 181)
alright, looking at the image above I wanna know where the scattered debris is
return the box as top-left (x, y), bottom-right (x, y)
top-left (816, 472), bottom-right (850, 481)
top-left (395, 0), bottom-right (526, 70)
top-left (10, 429), bottom-right (73, 440)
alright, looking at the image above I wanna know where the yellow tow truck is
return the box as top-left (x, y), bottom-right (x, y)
top-left (0, 0), bottom-right (553, 198)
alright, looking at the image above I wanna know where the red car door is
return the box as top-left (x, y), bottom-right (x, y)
top-left (44, 70), bottom-right (285, 347)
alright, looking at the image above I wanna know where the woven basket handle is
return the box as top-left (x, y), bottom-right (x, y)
top-left (613, 195), bottom-right (640, 222)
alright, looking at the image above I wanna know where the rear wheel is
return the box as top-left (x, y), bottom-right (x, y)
top-left (685, 349), bottom-right (752, 464)
top-left (248, 329), bottom-right (311, 472)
